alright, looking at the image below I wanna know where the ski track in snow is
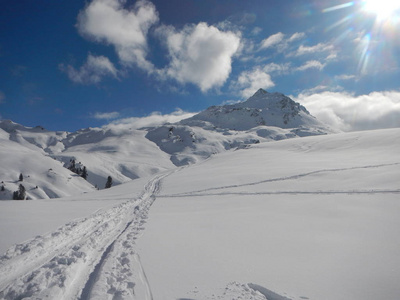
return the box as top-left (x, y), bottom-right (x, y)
top-left (0, 170), bottom-right (176, 300)
top-left (159, 162), bottom-right (400, 198)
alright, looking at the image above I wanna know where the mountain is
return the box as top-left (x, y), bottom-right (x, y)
top-left (0, 121), bottom-right (174, 200)
top-left (0, 89), bottom-right (336, 200)
top-left (1, 127), bottom-right (399, 300)
top-left (181, 88), bottom-right (325, 130)
top-left (146, 89), bottom-right (336, 165)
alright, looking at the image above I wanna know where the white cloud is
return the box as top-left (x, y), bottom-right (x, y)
top-left (158, 22), bottom-right (241, 92)
top-left (297, 85), bottom-right (344, 95)
top-left (106, 109), bottom-right (196, 132)
top-left (92, 111), bottom-right (120, 120)
top-left (260, 32), bottom-right (285, 49)
top-left (288, 32), bottom-right (306, 42)
top-left (259, 32), bottom-right (306, 52)
top-left (60, 54), bottom-right (118, 84)
top-left (294, 42), bottom-right (335, 56)
top-left (251, 27), bottom-right (262, 36)
top-left (335, 74), bottom-right (357, 81)
top-left (263, 62), bottom-right (291, 74)
top-left (77, 0), bottom-right (158, 72)
top-left (295, 91), bottom-right (400, 131)
top-left (295, 60), bottom-right (325, 72)
top-left (233, 68), bottom-right (275, 98)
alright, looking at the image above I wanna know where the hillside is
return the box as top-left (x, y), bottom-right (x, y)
top-left (146, 89), bottom-right (336, 165)
top-left (0, 128), bottom-right (399, 299)
top-left (0, 89), bottom-right (335, 199)
top-left (138, 127), bottom-right (400, 300)
top-left (0, 121), bottom-right (174, 200)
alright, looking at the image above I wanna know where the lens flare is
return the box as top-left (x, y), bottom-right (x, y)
top-left (322, 0), bottom-right (400, 76)
top-left (362, 0), bottom-right (400, 21)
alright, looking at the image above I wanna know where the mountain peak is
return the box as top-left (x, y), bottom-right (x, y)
top-left (179, 90), bottom-right (330, 131)
top-left (253, 88), bottom-right (268, 97)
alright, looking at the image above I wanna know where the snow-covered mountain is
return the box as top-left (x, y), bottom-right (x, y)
top-left (0, 89), bottom-right (336, 199)
top-left (0, 127), bottom-right (399, 300)
top-left (0, 89), bottom-right (398, 300)
top-left (0, 121), bottom-right (174, 200)
top-left (182, 88), bottom-right (326, 130)
top-left (146, 89), bottom-right (336, 165)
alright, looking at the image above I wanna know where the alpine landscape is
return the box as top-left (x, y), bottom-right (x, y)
top-left (1, 0), bottom-right (400, 299)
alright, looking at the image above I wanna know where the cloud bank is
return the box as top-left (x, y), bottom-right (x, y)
top-left (106, 109), bottom-right (196, 133)
top-left (296, 91), bottom-right (400, 131)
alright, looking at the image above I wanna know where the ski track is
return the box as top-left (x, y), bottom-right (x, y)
top-left (0, 170), bottom-right (175, 300)
top-left (159, 189), bottom-right (400, 198)
top-left (159, 162), bottom-right (400, 198)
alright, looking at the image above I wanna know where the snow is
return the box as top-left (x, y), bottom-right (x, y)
top-left (0, 90), bottom-right (334, 200)
top-left (0, 127), bottom-right (399, 299)
top-left (137, 128), bottom-right (400, 300)
top-left (181, 88), bottom-right (334, 131)
top-left (0, 120), bottom-right (174, 199)
top-left (0, 90), bottom-right (399, 299)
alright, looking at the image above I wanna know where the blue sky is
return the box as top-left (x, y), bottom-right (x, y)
top-left (1, 0), bottom-right (400, 131)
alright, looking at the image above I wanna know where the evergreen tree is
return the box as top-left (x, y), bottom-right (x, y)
top-left (19, 173), bottom-right (23, 182)
top-left (13, 184), bottom-right (26, 200)
top-left (81, 166), bottom-right (88, 180)
top-left (68, 159), bottom-right (76, 173)
top-left (105, 176), bottom-right (113, 189)
top-left (19, 184), bottom-right (26, 200)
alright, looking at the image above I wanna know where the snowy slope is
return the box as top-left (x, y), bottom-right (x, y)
top-left (0, 90), bottom-right (335, 199)
top-left (181, 88), bottom-right (332, 131)
top-left (138, 128), bottom-right (400, 300)
top-left (146, 89), bottom-right (336, 166)
top-left (0, 127), bottom-right (95, 200)
top-left (0, 120), bottom-right (175, 199)
top-left (0, 128), bottom-right (399, 300)
top-left (55, 127), bottom-right (175, 188)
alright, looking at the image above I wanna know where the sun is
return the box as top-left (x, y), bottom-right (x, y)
top-left (362, 0), bottom-right (400, 21)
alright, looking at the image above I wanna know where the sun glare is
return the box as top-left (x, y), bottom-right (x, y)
top-left (362, 0), bottom-right (400, 20)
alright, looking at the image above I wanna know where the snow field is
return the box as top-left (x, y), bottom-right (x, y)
top-left (0, 128), bottom-right (399, 299)
top-left (0, 170), bottom-right (174, 300)
top-left (137, 128), bottom-right (400, 300)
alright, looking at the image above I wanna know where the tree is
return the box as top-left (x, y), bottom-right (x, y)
top-left (13, 184), bottom-right (26, 200)
top-left (68, 159), bottom-right (76, 173)
top-left (105, 176), bottom-right (113, 189)
top-left (19, 173), bottom-right (23, 182)
top-left (81, 166), bottom-right (88, 180)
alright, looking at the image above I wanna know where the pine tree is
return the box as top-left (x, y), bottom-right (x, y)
top-left (19, 173), bottom-right (23, 182)
top-left (68, 159), bottom-right (76, 173)
top-left (13, 184), bottom-right (26, 200)
top-left (81, 166), bottom-right (88, 180)
top-left (19, 184), bottom-right (26, 200)
top-left (105, 176), bottom-right (113, 189)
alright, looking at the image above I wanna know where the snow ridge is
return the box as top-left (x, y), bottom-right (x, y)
top-left (0, 89), bottom-right (336, 200)
top-left (180, 88), bottom-right (323, 130)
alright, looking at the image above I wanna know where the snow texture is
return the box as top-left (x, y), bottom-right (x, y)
top-left (0, 90), bottom-right (399, 300)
